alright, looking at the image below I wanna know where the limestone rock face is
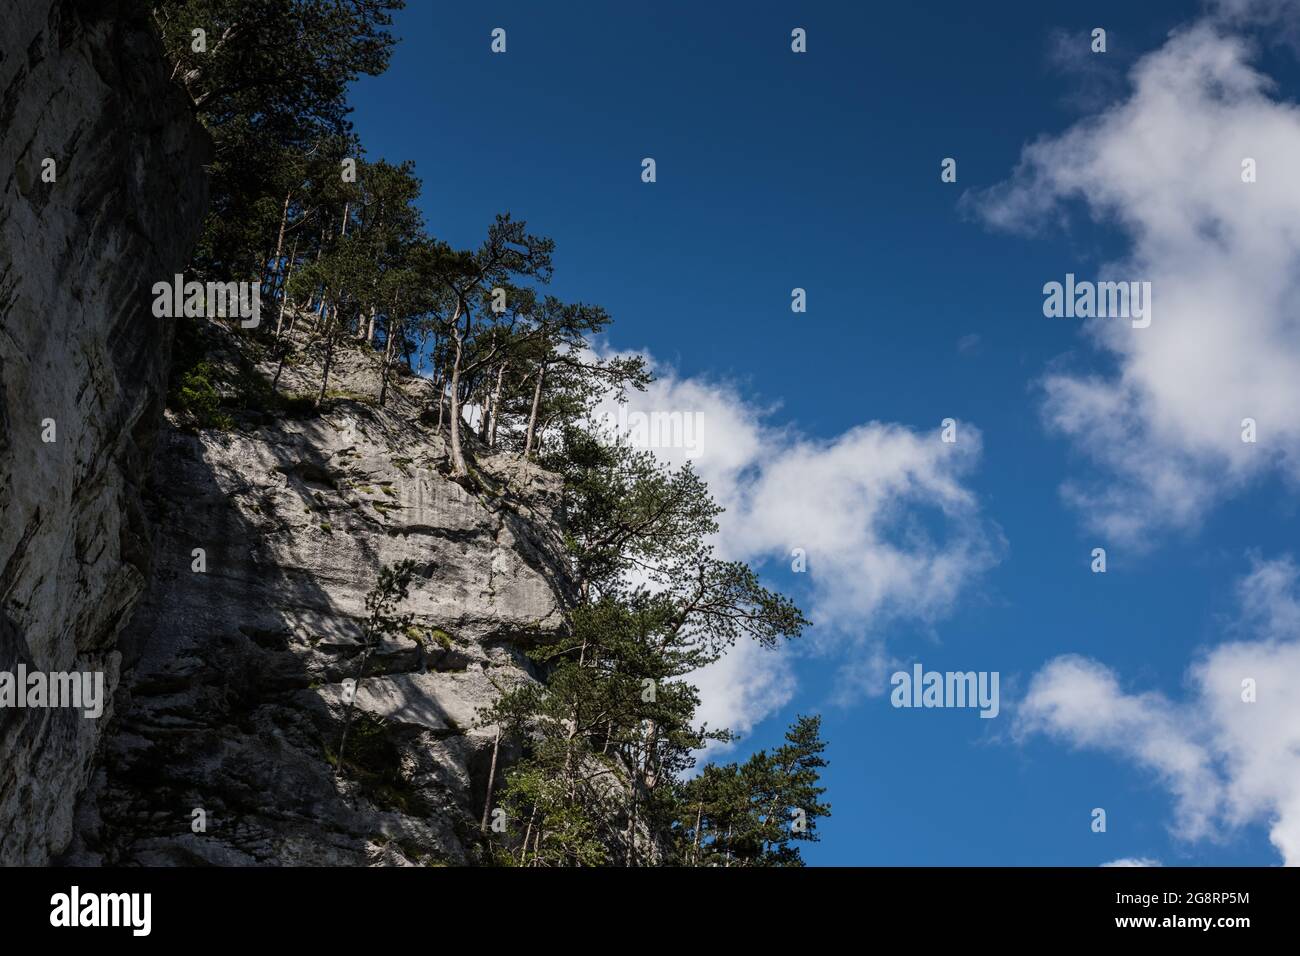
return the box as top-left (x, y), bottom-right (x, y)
top-left (0, 0), bottom-right (209, 864)
top-left (66, 324), bottom-right (575, 865)
top-left (0, 0), bottom-right (569, 867)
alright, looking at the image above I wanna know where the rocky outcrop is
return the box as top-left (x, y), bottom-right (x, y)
top-left (1, 0), bottom-right (570, 867)
top-left (0, 0), bottom-right (209, 864)
top-left (66, 323), bottom-right (575, 865)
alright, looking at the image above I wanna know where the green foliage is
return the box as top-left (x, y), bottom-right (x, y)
top-left (480, 433), bottom-right (823, 867)
top-left (493, 768), bottom-right (607, 867)
top-left (168, 315), bottom-right (329, 426)
top-left (323, 714), bottom-right (426, 815)
top-left (149, 0), bottom-right (404, 276)
top-left (674, 715), bottom-right (831, 866)
top-left (174, 361), bottom-right (234, 430)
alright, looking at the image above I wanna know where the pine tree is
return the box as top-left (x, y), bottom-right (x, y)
top-left (480, 433), bottom-right (811, 865)
top-left (674, 715), bottom-right (831, 866)
top-left (335, 560), bottom-right (416, 778)
top-left (149, 0), bottom-right (403, 277)
top-left (429, 215), bottom-right (554, 478)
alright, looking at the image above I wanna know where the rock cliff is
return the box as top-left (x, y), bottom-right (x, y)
top-left (2, 0), bottom-right (571, 866)
top-left (0, 0), bottom-right (209, 864)
top-left (65, 321), bottom-right (575, 865)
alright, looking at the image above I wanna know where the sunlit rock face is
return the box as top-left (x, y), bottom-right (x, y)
top-left (67, 323), bottom-right (574, 865)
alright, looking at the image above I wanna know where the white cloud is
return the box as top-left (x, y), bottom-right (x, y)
top-left (1018, 556), bottom-right (1300, 865)
top-left (592, 350), bottom-right (1002, 748)
top-left (969, 21), bottom-right (1300, 543)
top-left (1101, 857), bottom-right (1162, 867)
top-left (1017, 655), bottom-right (1222, 841)
top-left (689, 636), bottom-right (797, 743)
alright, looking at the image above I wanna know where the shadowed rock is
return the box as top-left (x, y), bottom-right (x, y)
top-left (0, 0), bottom-right (209, 865)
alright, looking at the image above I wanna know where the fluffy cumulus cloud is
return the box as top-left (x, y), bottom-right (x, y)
top-left (1017, 556), bottom-right (1300, 865)
top-left (968, 17), bottom-right (1300, 543)
top-left (689, 634), bottom-right (797, 743)
top-left (590, 349), bottom-right (1002, 743)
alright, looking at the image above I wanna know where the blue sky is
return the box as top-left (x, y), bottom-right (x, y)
top-left (349, 1), bottom-right (1300, 865)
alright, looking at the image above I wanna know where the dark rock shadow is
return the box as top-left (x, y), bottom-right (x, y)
top-left (63, 414), bottom-right (488, 866)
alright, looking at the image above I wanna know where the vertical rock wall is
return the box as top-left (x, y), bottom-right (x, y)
top-left (0, 0), bottom-right (209, 863)
top-left (67, 329), bottom-right (575, 865)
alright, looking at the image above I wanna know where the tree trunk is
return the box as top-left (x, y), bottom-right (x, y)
top-left (479, 726), bottom-right (502, 834)
top-left (271, 346), bottom-right (290, 394)
top-left (449, 334), bottom-right (466, 475)
top-left (524, 361), bottom-right (546, 459)
top-left (448, 302), bottom-right (469, 477)
top-left (266, 189), bottom-right (290, 293)
top-left (692, 803), bottom-right (703, 865)
top-left (378, 313), bottom-right (399, 406)
top-left (488, 361), bottom-right (507, 447)
top-left (335, 626), bottom-right (378, 778)
top-left (315, 308), bottom-right (335, 408)
top-left (477, 379), bottom-right (492, 443)
top-left (520, 806), bottom-right (536, 865)
top-left (625, 793), bottom-right (637, 867)
top-left (274, 234), bottom-right (299, 339)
